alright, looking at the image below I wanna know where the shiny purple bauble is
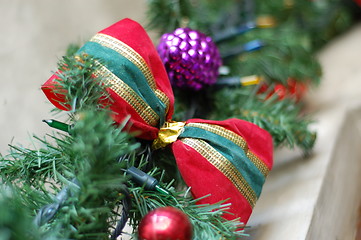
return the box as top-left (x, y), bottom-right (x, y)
top-left (138, 206), bottom-right (193, 240)
top-left (157, 28), bottom-right (222, 91)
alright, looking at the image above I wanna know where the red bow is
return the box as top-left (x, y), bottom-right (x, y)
top-left (42, 18), bottom-right (273, 224)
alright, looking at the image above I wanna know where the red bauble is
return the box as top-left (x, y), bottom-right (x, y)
top-left (287, 78), bottom-right (307, 101)
top-left (138, 206), bottom-right (193, 240)
top-left (257, 78), bottom-right (308, 102)
top-left (273, 83), bottom-right (287, 100)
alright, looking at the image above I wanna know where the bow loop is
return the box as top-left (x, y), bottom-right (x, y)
top-left (42, 18), bottom-right (174, 140)
top-left (172, 118), bottom-right (272, 223)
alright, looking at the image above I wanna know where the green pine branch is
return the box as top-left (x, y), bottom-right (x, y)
top-left (212, 86), bottom-right (316, 153)
top-left (40, 53), bottom-right (141, 238)
top-left (123, 165), bottom-right (247, 240)
top-left (44, 110), bottom-right (139, 239)
top-left (1, 110), bottom-right (140, 239)
top-left (1, 52), bottom-right (139, 239)
top-left (1, 134), bottom-right (74, 189)
top-left (222, 24), bottom-right (322, 85)
top-left (0, 186), bottom-right (42, 240)
top-left (52, 54), bottom-right (111, 112)
top-left (146, 0), bottom-right (194, 34)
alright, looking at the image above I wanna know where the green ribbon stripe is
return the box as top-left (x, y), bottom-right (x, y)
top-left (78, 42), bottom-right (166, 127)
top-left (180, 126), bottom-right (265, 197)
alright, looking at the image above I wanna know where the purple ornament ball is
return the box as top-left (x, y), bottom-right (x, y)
top-left (157, 28), bottom-right (222, 91)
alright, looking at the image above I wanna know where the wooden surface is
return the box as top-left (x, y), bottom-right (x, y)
top-left (307, 107), bottom-right (361, 239)
top-left (247, 23), bottom-right (361, 240)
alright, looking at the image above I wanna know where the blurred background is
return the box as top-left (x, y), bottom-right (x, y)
top-left (0, 0), bottom-right (147, 154)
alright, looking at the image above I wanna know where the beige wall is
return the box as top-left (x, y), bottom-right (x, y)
top-left (0, 0), bottom-right (147, 154)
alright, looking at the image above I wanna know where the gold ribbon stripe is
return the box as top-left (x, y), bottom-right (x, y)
top-left (94, 62), bottom-right (159, 126)
top-left (186, 122), bottom-right (270, 177)
top-left (90, 33), bottom-right (170, 114)
top-left (181, 138), bottom-right (257, 208)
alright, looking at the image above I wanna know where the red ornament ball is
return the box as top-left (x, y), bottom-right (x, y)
top-left (138, 206), bottom-right (193, 240)
top-left (257, 78), bottom-right (308, 102)
top-left (354, 0), bottom-right (361, 7)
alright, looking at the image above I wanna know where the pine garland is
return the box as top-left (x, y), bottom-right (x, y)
top-left (212, 86), bottom-right (316, 153)
top-left (0, 53), bottom-right (253, 239)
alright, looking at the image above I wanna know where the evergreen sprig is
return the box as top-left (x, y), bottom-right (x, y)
top-left (0, 186), bottom-right (41, 240)
top-left (223, 24), bottom-right (322, 85)
top-left (0, 134), bottom-right (74, 189)
top-left (147, 0), bottom-right (194, 34)
top-left (212, 86), bottom-right (316, 153)
top-left (42, 51), bottom-right (141, 238)
top-left (254, 0), bottom-right (355, 50)
top-left (44, 110), bottom-right (139, 239)
top-left (124, 167), bottom-right (247, 240)
top-left (1, 49), bottom-right (141, 239)
top-left (52, 54), bottom-right (111, 112)
top-left (0, 110), bottom-right (140, 239)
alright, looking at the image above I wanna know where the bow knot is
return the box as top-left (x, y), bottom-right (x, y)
top-left (152, 121), bottom-right (185, 150)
